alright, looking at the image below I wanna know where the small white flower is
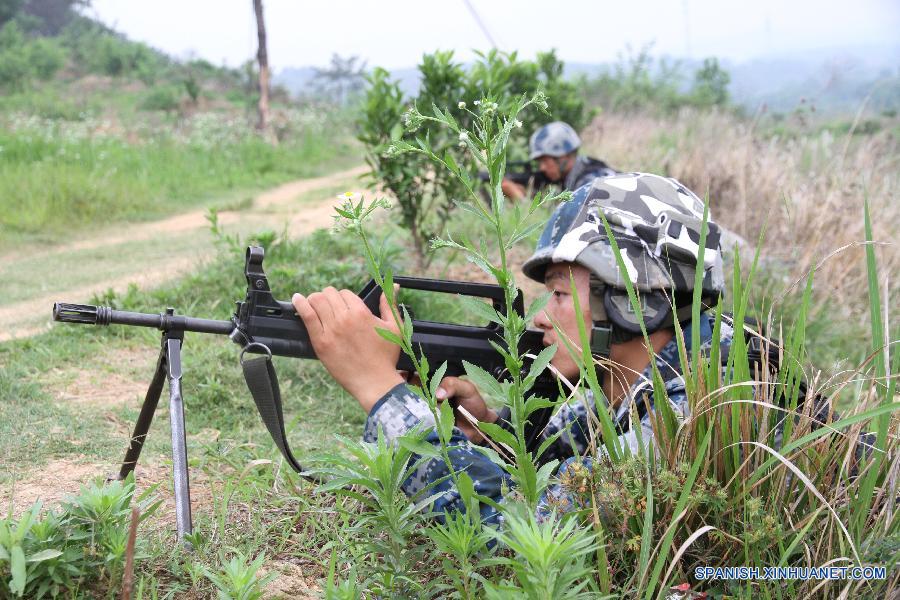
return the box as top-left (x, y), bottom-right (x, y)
top-left (457, 101), bottom-right (466, 109)
top-left (473, 100), bottom-right (481, 106)
top-left (514, 119), bottom-right (523, 128)
top-left (458, 131), bottom-right (468, 142)
top-left (337, 191), bottom-right (361, 202)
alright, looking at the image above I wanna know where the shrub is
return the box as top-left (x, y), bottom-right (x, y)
top-left (691, 57), bottom-right (730, 107)
top-left (0, 21), bottom-right (32, 90)
top-left (27, 36), bottom-right (64, 80)
top-left (582, 45), bottom-right (735, 114)
top-left (138, 85), bottom-right (180, 111)
top-left (358, 49), bottom-right (585, 267)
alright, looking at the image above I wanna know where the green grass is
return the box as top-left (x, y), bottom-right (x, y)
top-left (0, 108), bottom-right (360, 250)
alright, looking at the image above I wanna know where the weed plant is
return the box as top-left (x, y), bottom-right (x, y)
top-left (0, 474), bottom-right (159, 598)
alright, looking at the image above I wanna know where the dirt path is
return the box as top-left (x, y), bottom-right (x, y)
top-left (0, 165), bottom-right (369, 341)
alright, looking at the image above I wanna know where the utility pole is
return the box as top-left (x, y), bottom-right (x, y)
top-left (253, 0), bottom-right (276, 143)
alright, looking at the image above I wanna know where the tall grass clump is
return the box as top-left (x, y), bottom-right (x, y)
top-left (310, 95), bottom-right (898, 598)
top-left (584, 108), bottom-right (899, 373)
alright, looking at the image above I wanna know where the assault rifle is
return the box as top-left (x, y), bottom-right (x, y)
top-left (53, 246), bottom-right (558, 541)
top-left (479, 160), bottom-right (550, 192)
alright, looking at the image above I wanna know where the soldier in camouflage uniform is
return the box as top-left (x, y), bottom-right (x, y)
top-left (501, 121), bottom-right (617, 200)
top-left (292, 173), bottom-right (726, 524)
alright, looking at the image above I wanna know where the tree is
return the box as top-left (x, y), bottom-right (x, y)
top-left (0, 0), bottom-right (25, 27)
top-left (311, 53), bottom-right (367, 104)
top-left (252, 0), bottom-right (276, 143)
top-left (692, 57), bottom-right (730, 107)
top-left (22, 0), bottom-right (89, 35)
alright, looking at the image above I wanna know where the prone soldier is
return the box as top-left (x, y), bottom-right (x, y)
top-left (291, 172), bottom-right (728, 522)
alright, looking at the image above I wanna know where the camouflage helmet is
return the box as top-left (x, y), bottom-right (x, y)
top-left (523, 173), bottom-right (724, 337)
top-left (529, 122), bottom-right (581, 159)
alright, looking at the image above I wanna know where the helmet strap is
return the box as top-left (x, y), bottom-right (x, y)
top-left (555, 155), bottom-right (574, 179)
top-left (590, 322), bottom-right (612, 357)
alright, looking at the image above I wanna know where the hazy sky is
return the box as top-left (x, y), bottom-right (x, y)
top-left (87, 0), bottom-right (900, 71)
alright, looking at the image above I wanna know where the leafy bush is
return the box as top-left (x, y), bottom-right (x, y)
top-left (358, 49), bottom-right (585, 267)
top-left (0, 21), bottom-right (35, 90)
top-left (690, 57), bottom-right (730, 107)
top-left (139, 85), bottom-right (180, 112)
top-left (582, 45), bottom-right (734, 113)
top-left (201, 551), bottom-right (276, 600)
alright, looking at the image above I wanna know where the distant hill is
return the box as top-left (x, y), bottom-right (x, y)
top-left (275, 44), bottom-right (900, 115)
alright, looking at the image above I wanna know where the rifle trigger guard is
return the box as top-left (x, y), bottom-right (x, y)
top-left (240, 342), bottom-right (273, 365)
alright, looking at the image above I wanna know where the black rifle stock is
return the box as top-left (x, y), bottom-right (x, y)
top-left (53, 245), bottom-right (558, 539)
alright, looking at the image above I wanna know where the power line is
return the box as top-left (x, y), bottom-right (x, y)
top-left (461, 0), bottom-right (498, 49)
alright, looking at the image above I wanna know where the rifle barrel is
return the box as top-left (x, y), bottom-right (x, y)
top-left (53, 303), bottom-right (234, 336)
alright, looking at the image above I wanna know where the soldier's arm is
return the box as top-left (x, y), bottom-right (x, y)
top-left (365, 383), bottom-right (510, 524)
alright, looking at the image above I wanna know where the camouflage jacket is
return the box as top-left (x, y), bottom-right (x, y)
top-left (363, 312), bottom-right (734, 524)
top-left (563, 156), bottom-right (617, 191)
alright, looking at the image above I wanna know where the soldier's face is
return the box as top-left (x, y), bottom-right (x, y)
top-left (536, 156), bottom-right (562, 181)
top-left (533, 263), bottom-right (593, 381)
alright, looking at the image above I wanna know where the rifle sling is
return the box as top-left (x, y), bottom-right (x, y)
top-left (241, 355), bottom-right (317, 480)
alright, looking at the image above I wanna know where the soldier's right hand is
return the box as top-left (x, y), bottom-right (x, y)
top-left (435, 376), bottom-right (497, 444)
top-left (500, 178), bottom-right (526, 200)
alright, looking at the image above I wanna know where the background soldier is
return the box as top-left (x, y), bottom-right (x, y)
top-left (501, 121), bottom-right (618, 199)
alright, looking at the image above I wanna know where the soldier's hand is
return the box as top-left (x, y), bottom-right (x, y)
top-left (292, 287), bottom-right (403, 412)
top-left (435, 376), bottom-right (498, 444)
top-left (500, 178), bottom-right (526, 200)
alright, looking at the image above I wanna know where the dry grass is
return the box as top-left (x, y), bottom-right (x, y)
top-left (583, 109), bottom-right (899, 331)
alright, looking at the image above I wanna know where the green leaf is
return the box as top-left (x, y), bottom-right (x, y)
top-left (524, 292), bottom-right (551, 323)
top-left (523, 343), bottom-right (556, 387)
top-left (524, 396), bottom-right (556, 416)
top-left (375, 327), bottom-right (402, 347)
top-left (26, 549), bottom-right (63, 563)
top-left (457, 294), bottom-right (502, 325)
top-left (398, 436), bottom-right (442, 460)
top-left (444, 150), bottom-right (459, 175)
top-left (456, 471), bottom-right (476, 507)
top-left (465, 253), bottom-right (498, 280)
top-left (477, 422), bottom-right (517, 450)
top-left (462, 361), bottom-right (503, 401)
top-left (438, 398), bottom-right (455, 443)
top-left (10, 545), bottom-right (26, 595)
top-left (535, 429), bottom-right (565, 460)
top-left (429, 361), bottom-right (449, 401)
top-left (507, 220), bottom-right (546, 248)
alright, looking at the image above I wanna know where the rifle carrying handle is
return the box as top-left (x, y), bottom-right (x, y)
top-left (358, 276), bottom-right (523, 318)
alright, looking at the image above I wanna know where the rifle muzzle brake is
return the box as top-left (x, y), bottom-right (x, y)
top-left (53, 303), bottom-right (112, 325)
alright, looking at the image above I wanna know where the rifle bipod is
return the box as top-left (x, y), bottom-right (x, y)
top-left (112, 309), bottom-right (194, 547)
